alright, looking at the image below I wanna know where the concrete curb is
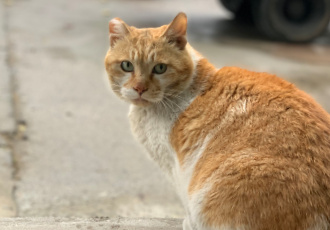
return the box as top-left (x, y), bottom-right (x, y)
top-left (0, 217), bottom-right (183, 230)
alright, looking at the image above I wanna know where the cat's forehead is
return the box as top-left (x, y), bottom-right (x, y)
top-left (120, 26), bottom-right (169, 62)
top-left (129, 25), bottom-right (168, 42)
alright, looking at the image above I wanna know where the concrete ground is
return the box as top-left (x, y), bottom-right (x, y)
top-left (0, 0), bottom-right (329, 223)
top-left (0, 217), bottom-right (182, 230)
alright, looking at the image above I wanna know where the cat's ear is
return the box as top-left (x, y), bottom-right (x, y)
top-left (163, 12), bottom-right (187, 50)
top-left (108, 17), bottom-right (130, 48)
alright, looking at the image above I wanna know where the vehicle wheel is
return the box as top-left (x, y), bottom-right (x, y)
top-left (252, 0), bottom-right (330, 42)
top-left (220, 0), bottom-right (254, 22)
top-left (220, 0), bottom-right (245, 14)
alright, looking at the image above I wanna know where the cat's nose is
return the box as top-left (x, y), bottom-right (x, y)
top-left (133, 84), bottom-right (148, 95)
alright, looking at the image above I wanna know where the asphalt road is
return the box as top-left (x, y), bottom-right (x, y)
top-left (0, 0), bottom-right (329, 219)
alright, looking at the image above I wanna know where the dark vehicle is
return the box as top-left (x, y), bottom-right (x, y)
top-left (220, 0), bottom-right (330, 42)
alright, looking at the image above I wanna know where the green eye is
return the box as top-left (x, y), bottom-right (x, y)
top-left (153, 63), bottom-right (167, 74)
top-left (121, 61), bottom-right (134, 72)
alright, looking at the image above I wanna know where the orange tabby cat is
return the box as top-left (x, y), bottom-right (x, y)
top-left (104, 13), bottom-right (330, 230)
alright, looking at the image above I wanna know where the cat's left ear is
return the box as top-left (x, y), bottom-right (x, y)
top-left (163, 12), bottom-right (187, 50)
top-left (109, 17), bottom-right (130, 48)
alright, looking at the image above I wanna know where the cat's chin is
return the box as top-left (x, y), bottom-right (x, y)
top-left (130, 98), bottom-right (152, 107)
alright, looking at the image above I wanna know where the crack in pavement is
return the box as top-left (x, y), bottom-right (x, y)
top-left (0, 1), bottom-right (23, 217)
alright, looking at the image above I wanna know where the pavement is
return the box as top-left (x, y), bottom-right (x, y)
top-left (0, 0), bottom-right (329, 225)
top-left (0, 0), bottom-right (16, 218)
top-left (0, 217), bottom-right (182, 230)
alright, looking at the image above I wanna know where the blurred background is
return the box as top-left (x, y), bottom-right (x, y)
top-left (0, 0), bottom-right (329, 219)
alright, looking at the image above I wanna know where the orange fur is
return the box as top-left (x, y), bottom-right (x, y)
top-left (105, 12), bottom-right (330, 230)
top-left (171, 65), bottom-right (330, 229)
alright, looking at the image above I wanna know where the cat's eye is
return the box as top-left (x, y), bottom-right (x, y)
top-left (153, 63), bottom-right (167, 74)
top-left (121, 61), bottom-right (134, 72)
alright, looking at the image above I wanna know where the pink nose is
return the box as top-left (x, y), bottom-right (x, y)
top-left (133, 84), bottom-right (148, 95)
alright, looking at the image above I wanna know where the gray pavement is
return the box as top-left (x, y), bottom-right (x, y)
top-left (0, 217), bottom-right (182, 230)
top-left (0, 1), bottom-right (16, 217)
top-left (0, 0), bottom-right (329, 223)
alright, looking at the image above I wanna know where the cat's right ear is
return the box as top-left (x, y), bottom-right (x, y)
top-left (109, 18), bottom-right (130, 48)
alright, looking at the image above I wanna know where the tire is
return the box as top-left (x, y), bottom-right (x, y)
top-left (252, 0), bottom-right (330, 42)
top-left (220, 0), bottom-right (245, 14)
top-left (220, 0), bottom-right (254, 22)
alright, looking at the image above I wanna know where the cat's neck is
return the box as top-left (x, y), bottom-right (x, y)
top-left (176, 45), bottom-right (216, 109)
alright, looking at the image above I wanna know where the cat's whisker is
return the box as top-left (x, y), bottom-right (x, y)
top-left (163, 98), bottom-right (184, 122)
top-left (162, 98), bottom-right (174, 112)
top-left (163, 92), bottom-right (189, 103)
top-left (159, 100), bottom-right (169, 111)
top-left (168, 98), bottom-right (185, 112)
top-left (155, 97), bottom-right (167, 110)
top-left (163, 94), bottom-right (189, 112)
top-left (163, 97), bottom-right (178, 116)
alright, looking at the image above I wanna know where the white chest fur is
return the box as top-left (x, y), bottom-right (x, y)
top-left (128, 103), bottom-right (179, 177)
top-left (127, 92), bottom-right (200, 215)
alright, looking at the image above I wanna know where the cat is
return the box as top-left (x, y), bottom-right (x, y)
top-left (104, 12), bottom-right (330, 230)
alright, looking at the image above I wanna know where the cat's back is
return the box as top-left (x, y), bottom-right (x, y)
top-left (172, 65), bottom-right (330, 163)
top-left (171, 66), bottom-right (330, 230)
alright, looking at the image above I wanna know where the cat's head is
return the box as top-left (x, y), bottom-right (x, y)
top-left (104, 13), bottom-right (194, 106)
